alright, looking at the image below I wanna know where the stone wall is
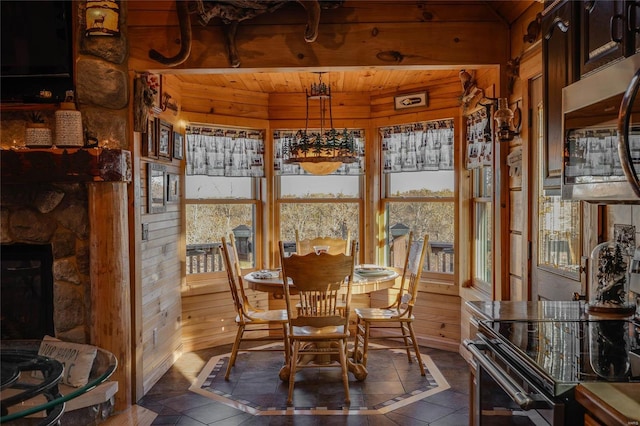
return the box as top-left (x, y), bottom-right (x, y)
top-left (0, 183), bottom-right (91, 343)
top-left (77, 1), bottom-right (130, 149)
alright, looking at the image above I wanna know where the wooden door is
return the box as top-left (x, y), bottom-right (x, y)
top-left (632, 0), bottom-right (640, 53)
top-left (542, 0), bottom-right (578, 191)
top-left (580, 0), bottom-right (628, 77)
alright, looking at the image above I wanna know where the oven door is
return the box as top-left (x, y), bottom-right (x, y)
top-left (465, 338), bottom-right (579, 425)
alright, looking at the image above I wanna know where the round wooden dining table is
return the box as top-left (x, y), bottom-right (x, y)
top-left (243, 265), bottom-right (399, 296)
top-left (243, 265), bottom-right (399, 381)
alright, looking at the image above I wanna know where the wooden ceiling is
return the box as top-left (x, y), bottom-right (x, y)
top-left (171, 69), bottom-right (465, 94)
top-left (167, 1), bottom-right (537, 95)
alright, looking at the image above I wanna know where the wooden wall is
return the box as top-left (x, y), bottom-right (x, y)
top-left (132, 75), bottom-right (186, 396)
top-left (127, 1), bottom-right (510, 71)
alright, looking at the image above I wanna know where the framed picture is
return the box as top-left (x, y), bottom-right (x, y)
top-left (147, 163), bottom-right (166, 213)
top-left (158, 120), bottom-right (173, 160)
top-left (173, 131), bottom-right (184, 160)
top-left (142, 118), bottom-right (157, 158)
top-left (166, 173), bottom-right (179, 203)
top-left (394, 91), bottom-right (428, 110)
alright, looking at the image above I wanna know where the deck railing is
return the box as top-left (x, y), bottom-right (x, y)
top-left (186, 241), bottom-right (453, 275)
top-left (186, 243), bottom-right (223, 274)
top-left (391, 236), bottom-right (454, 274)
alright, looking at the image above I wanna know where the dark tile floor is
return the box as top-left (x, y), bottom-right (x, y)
top-left (139, 343), bottom-right (470, 425)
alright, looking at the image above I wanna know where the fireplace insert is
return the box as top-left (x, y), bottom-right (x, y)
top-left (1, 243), bottom-right (54, 340)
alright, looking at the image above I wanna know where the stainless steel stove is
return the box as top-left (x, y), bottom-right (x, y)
top-left (465, 319), bottom-right (640, 425)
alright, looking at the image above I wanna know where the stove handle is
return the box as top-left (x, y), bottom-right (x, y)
top-left (464, 339), bottom-right (537, 410)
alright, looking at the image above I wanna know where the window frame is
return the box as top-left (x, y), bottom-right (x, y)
top-left (184, 174), bottom-right (264, 279)
top-left (470, 163), bottom-right (493, 295)
top-left (381, 166), bottom-right (456, 284)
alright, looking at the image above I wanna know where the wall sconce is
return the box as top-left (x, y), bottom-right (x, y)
top-left (482, 97), bottom-right (519, 143)
top-left (494, 98), bottom-right (518, 142)
top-left (85, 0), bottom-right (120, 37)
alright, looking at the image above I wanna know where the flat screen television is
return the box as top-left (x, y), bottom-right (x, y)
top-left (1, 1), bottom-right (74, 103)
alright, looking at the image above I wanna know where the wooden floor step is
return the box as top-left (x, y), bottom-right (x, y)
top-left (102, 405), bottom-right (157, 426)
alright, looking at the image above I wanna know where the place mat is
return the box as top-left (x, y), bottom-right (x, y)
top-left (190, 342), bottom-right (449, 416)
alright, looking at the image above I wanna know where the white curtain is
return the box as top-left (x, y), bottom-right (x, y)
top-left (186, 125), bottom-right (264, 177)
top-left (381, 119), bottom-right (454, 173)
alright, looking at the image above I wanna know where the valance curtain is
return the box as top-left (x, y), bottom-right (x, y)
top-left (273, 129), bottom-right (366, 175)
top-left (465, 107), bottom-right (493, 169)
top-left (381, 119), bottom-right (454, 173)
top-left (185, 125), bottom-right (265, 177)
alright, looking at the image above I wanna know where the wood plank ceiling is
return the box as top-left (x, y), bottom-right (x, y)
top-left (167, 1), bottom-right (536, 95)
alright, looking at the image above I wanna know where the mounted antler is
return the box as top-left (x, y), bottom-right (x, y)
top-left (149, 0), bottom-right (332, 68)
top-left (149, 1), bottom-right (192, 67)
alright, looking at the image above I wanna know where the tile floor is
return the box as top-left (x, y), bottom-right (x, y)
top-left (139, 343), bottom-right (470, 425)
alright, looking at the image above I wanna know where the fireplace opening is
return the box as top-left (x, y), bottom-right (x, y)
top-left (1, 243), bottom-right (54, 340)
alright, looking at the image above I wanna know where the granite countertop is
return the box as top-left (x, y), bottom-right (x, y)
top-left (576, 382), bottom-right (640, 425)
top-left (465, 300), bottom-right (588, 321)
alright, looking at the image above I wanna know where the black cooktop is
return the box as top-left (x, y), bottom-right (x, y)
top-left (479, 319), bottom-right (640, 386)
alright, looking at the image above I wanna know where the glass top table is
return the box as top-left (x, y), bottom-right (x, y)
top-left (0, 340), bottom-right (117, 425)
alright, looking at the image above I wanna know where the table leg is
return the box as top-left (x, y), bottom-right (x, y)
top-left (278, 342), bottom-right (368, 381)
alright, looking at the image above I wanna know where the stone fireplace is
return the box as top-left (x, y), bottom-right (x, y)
top-left (0, 147), bottom-right (133, 410)
top-left (1, 182), bottom-right (91, 342)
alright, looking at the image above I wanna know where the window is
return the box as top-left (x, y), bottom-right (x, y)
top-left (277, 174), bottom-right (362, 252)
top-left (184, 126), bottom-right (264, 274)
top-left (275, 130), bottom-right (364, 253)
top-left (381, 120), bottom-right (455, 277)
top-left (537, 195), bottom-right (581, 278)
top-left (472, 166), bottom-right (492, 291)
top-left (464, 107), bottom-right (493, 293)
top-left (535, 99), bottom-right (582, 280)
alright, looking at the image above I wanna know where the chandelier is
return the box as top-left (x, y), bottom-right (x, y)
top-left (283, 73), bottom-right (358, 175)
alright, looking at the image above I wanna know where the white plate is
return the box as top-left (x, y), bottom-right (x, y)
top-left (355, 267), bottom-right (393, 277)
top-left (251, 270), bottom-right (280, 279)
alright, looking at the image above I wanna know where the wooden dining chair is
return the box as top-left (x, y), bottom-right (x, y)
top-left (352, 232), bottom-right (429, 376)
top-left (220, 234), bottom-right (289, 380)
top-left (295, 230), bottom-right (352, 255)
top-left (278, 240), bottom-right (358, 405)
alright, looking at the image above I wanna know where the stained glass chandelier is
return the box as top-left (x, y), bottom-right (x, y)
top-left (283, 73), bottom-right (358, 175)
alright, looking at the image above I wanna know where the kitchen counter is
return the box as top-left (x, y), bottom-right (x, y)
top-left (466, 300), bottom-right (640, 425)
top-left (576, 383), bottom-right (640, 425)
top-left (466, 300), bottom-right (588, 321)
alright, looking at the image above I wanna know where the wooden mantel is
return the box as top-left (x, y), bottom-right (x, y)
top-left (0, 148), bottom-right (132, 184)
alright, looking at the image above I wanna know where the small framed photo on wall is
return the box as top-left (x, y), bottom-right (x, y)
top-left (166, 173), bottom-right (179, 203)
top-left (142, 118), bottom-right (157, 158)
top-left (173, 131), bottom-right (184, 160)
top-left (147, 163), bottom-right (166, 213)
top-left (158, 120), bottom-right (173, 160)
